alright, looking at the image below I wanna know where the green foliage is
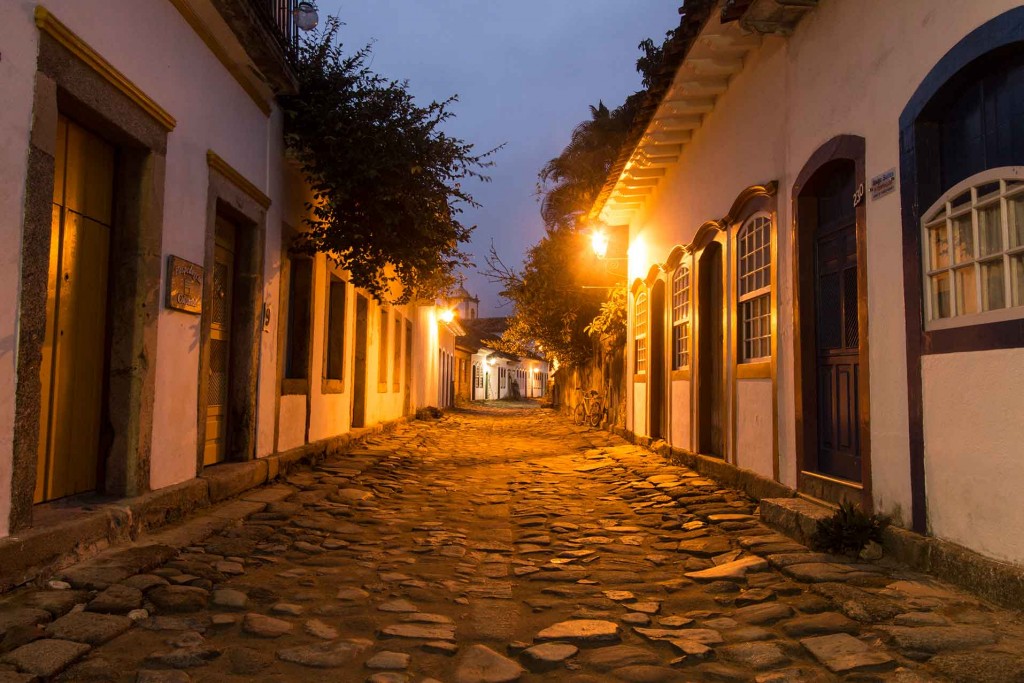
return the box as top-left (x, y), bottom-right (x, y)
top-left (485, 231), bottom-right (604, 367)
top-left (636, 28), bottom-right (680, 90)
top-left (280, 18), bottom-right (498, 303)
top-left (585, 285), bottom-right (627, 345)
top-left (536, 100), bottom-right (639, 232)
top-left (811, 501), bottom-right (891, 557)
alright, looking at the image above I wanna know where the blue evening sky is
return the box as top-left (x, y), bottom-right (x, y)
top-left (319, 1), bottom-right (681, 314)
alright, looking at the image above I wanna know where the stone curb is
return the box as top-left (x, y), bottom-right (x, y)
top-left (605, 422), bottom-right (1024, 610)
top-left (0, 415), bottom-right (412, 594)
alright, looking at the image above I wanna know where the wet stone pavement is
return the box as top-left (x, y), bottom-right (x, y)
top-left (1, 403), bottom-right (1023, 682)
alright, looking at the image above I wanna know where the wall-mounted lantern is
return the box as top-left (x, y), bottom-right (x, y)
top-left (293, 2), bottom-right (319, 31)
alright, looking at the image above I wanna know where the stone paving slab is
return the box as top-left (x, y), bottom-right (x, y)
top-left (0, 402), bottom-right (1019, 681)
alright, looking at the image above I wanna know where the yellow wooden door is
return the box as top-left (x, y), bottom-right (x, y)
top-left (36, 116), bottom-right (115, 502)
top-left (204, 219), bottom-right (236, 465)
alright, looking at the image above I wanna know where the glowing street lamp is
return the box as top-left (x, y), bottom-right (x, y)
top-left (438, 308), bottom-right (455, 324)
top-left (591, 229), bottom-right (610, 259)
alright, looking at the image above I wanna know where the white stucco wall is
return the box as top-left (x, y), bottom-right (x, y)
top-left (0, 0), bottom-right (465, 538)
top-left (0, 0), bottom-right (277, 496)
top-left (0, 2), bottom-right (40, 536)
top-left (412, 306), bottom-right (440, 410)
top-left (922, 348), bottom-right (1024, 563)
top-left (632, 383), bottom-right (647, 438)
top-left (669, 380), bottom-right (690, 450)
top-left (735, 380), bottom-right (773, 479)
top-left (277, 397), bottom-right (306, 452)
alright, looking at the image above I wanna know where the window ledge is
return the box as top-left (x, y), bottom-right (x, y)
top-left (671, 368), bottom-right (691, 381)
top-left (737, 361), bottom-right (771, 379)
top-left (633, 373), bottom-right (647, 383)
top-left (926, 305), bottom-right (1024, 332)
top-left (281, 378), bottom-right (308, 396)
top-left (321, 379), bottom-right (345, 395)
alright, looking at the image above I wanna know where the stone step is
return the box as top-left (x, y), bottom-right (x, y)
top-left (758, 497), bottom-right (832, 548)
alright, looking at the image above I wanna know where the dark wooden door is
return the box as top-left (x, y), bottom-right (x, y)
top-left (698, 242), bottom-right (724, 457)
top-left (813, 165), bottom-right (861, 481)
top-left (352, 295), bottom-right (368, 428)
top-left (205, 218), bottom-right (236, 465)
top-left (404, 320), bottom-right (413, 415)
top-left (649, 280), bottom-right (666, 439)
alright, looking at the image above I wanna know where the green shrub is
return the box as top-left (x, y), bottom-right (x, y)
top-left (811, 501), bottom-right (890, 557)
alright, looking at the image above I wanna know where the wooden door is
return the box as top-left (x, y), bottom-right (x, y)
top-left (697, 242), bottom-right (724, 457)
top-left (204, 219), bottom-right (236, 465)
top-left (403, 320), bottom-right (412, 415)
top-left (813, 166), bottom-right (861, 481)
top-left (352, 295), bottom-right (368, 427)
top-left (37, 116), bottom-right (115, 502)
top-left (649, 279), bottom-right (666, 439)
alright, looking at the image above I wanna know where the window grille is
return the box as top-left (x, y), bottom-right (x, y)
top-left (923, 169), bottom-right (1024, 328)
top-left (285, 258), bottom-right (313, 380)
top-left (738, 214), bottom-right (772, 362)
top-left (671, 265), bottom-right (690, 369)
top-left (634, 291), bottom-right (648, 374)
top-left (324, 275), bottom-right (346, 381)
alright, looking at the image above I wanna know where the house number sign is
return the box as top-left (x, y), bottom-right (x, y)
top-left (166, 255), bottom-right (204, 314)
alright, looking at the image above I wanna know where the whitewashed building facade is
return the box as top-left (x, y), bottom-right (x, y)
top-left (601, 0), bottom-right (1024, 570)
top-left (0, 0), bottom-right (452, 545)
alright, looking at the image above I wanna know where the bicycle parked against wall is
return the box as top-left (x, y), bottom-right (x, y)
top-left (573, 387), bottom-right (604, 428)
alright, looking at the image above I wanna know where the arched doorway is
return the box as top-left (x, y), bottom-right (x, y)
top-left (793, 135), bottom-right (870, 508)
top-left (697, 241), bottom-right (724, 457)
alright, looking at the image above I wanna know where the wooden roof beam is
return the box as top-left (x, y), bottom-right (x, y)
top-left (661, 98), bottom-right (716, 116)
top-left (650, 113), bottom-right (704, 130)
top-left (666, 78), bottom-right (729, 98)
top-left (640, 143), bottom-right (684, 157)
top-left (700, 32), bottom-right (762, 53)
top-left (616, 186), bottom-right (654, 196)
top-left (642, 130), bottom-right (692, 145)
top-left (626, 168), bottom-right (667, 179)
top-left (621, 177), bottom-right (661, 188)
top-left (683, 57), bottom-right (744, 77)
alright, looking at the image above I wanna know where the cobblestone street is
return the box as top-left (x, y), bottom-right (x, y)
top-left (1, 403), bottom-right (1022, 682)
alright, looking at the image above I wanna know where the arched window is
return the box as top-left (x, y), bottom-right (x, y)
top-left (922, 168), bottom-right (1024, 326)
top-left (634, 291), bottom-right (648, 374)
top-left (738, 214), bottom-right (772, 362)
top-left (671, 265), bottom-right (690, 369)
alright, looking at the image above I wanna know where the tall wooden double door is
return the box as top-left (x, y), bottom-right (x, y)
top-left (36, 116), bottom-right (115, 502)
top-left (204, 219), bottom-right (237, 465)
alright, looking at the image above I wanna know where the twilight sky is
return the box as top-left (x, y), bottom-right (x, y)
top-left (320, 1), bottom-right (681, 316)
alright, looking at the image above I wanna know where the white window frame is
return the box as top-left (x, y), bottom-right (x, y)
top-left (671, 264), bottom-right (690, 370)
top-left (738, 213), bottom-right (772, 362)
top-left (922, 166), bottom-right (1024, 330)
top-left (634, 290), bottom-right (648, 375)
